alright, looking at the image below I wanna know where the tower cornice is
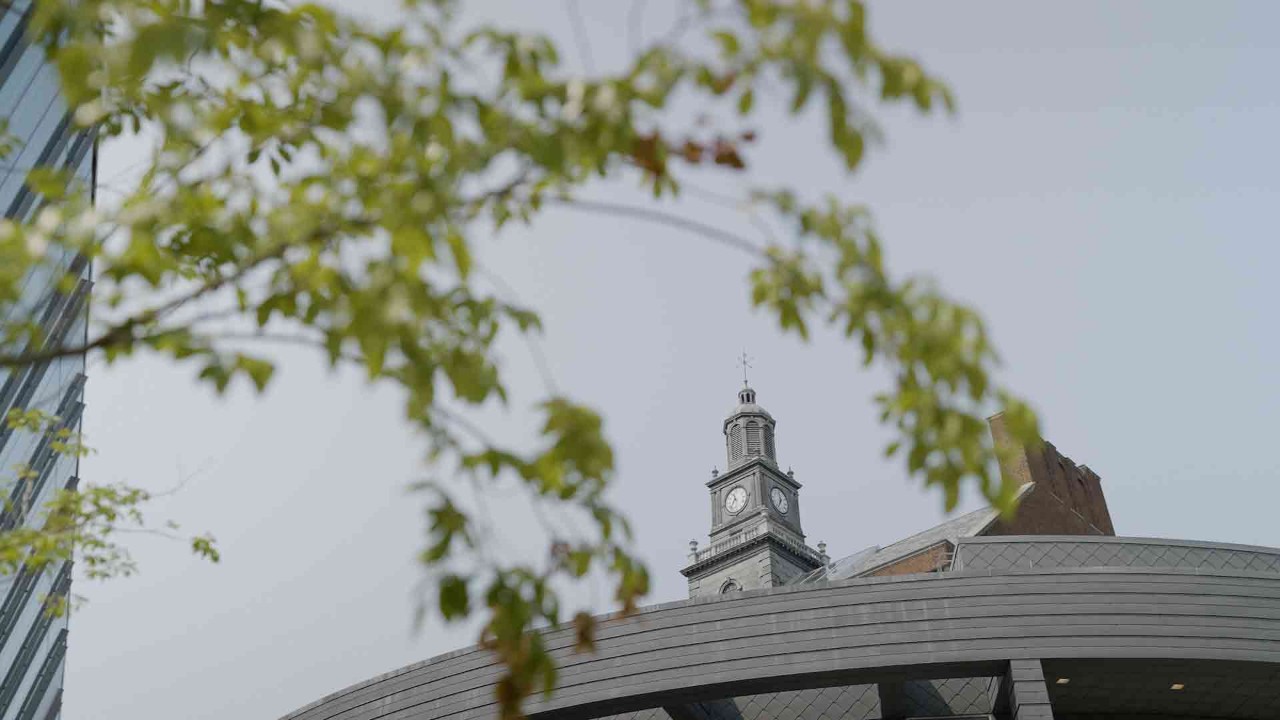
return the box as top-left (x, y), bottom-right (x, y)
top-left (680, 526), bottom-right (824, 579)
top-left (707, 457), bottom-right (801, 488)
top-left (722, 406), bottom-right (774, 431)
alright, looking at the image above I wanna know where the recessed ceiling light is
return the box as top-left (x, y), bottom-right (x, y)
top-left (1170, 683), bottom-right (1185, 691)
top-left (1055, 678), bottom-right (1070, 685)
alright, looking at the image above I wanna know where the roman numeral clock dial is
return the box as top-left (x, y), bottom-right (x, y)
top-left (725, 486), bottom-right (748, 514)
top-left (770, 487), bottom-right (789, 514)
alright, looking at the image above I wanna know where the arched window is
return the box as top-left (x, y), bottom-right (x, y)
top-left (746, 421), bottom-right (762, 456)
top-left (720, 579), bottom-right (741, 594)
top-left (764, 424), bottom-right (776, 460)
top-left (729, 424), bottom-right (744, 460)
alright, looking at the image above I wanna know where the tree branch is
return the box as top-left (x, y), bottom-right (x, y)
top-left (564, 0), bottom-right (596, 74)
top-left (0, 220), bottom-right (369, 369)
top-left (543, 196), bottom-right (766, 258)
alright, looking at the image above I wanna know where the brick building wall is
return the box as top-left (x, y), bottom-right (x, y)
top-left (866, 543), bottom-right (954, 577)
top-left (862, 415), bottom-right (1116, 579)
top-left (988, 413), bottom-right (1115, 536)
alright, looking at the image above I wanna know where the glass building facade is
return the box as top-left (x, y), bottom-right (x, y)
top-left (0, 0), bottom-right (97, 718)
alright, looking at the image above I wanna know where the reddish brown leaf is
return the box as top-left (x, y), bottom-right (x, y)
top-left (678, 139), bottom-right (704, 163)
top-left (712, 139), bottom-right (746, 170)
top-left (711, 72), bottom-right (738, 95)
top-left (631, 132), bottom-right (666, 177)
top-left (572, 611), bottom-right (595, 653)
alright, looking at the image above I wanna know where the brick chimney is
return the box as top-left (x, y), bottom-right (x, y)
top-left (986, 413), bottom-right (1116, 537)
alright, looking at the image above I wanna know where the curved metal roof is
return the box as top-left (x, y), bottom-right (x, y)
top-left (283, 535), bottom-right (1280, 720)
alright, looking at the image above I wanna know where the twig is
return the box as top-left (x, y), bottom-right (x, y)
top-left (564, 0), bottom-right (596, 75)
top-left (543, 196), bottom-right (766, 258)
top-left (677, 178), bottom-right (781, 244)
top-left (473, 264), bottom-right (560, 397)
top-left (627, 0), bottom-right (647, 56)
top-left (0, 220), bottom-right (368, 368)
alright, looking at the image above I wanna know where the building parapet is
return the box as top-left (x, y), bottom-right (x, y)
top-left (684, 526), bottom-right (824, 575)
top-left (954, 535), bottom-right (1280, 575)
top-left (689, 526), bottom-right (762, 564)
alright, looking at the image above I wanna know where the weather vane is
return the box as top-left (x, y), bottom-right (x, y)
top-left (737, 350), bottom-right (753, 387)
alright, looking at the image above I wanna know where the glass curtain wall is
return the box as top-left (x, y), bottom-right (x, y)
top-left (0, 0), bottom-right (97, 718)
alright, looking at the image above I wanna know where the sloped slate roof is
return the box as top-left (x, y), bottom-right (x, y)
top-left (792, 483), bottom-right (1035, 585)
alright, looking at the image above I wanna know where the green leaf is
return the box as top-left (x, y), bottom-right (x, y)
top-left (24, 168), bottom-right (68, 199)
top-left (439, 575), bottom-right (470, 620)
top-left (446, 229), bottom-right (472, 278)
top-left (191, 535), bottom-right (221, 562)
top-left (234, 354), bottom-right (276, 393)
top-left (712, 31), bottom-right (740, 58)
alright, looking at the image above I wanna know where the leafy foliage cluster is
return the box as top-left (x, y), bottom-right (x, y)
top-left (0, 0), bottom-right (1039, 716)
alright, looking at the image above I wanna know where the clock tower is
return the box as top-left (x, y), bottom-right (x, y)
top-left (681, 383), bottom-right (826, 597)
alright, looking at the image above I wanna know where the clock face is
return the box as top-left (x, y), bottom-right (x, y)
top-left (770, 487), bottom-right (790, 514)
top-left (724, 486), bottom-right (748, 514)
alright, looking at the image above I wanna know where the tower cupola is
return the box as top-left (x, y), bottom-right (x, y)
top-left (723, 385), bottom-right (777, 468)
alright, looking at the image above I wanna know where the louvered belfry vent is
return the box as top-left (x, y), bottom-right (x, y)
top-left (725, 385), bottom-right (777, 467)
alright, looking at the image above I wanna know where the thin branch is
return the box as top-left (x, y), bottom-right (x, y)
top-left (543, 196), bottom-right (766, 258)
top-left (144, 242), bottom-right (295, 325)
top-left (473, 263), bottom-right (560, 397)
top-left (166, 305), bottom-right (248, 329)
top-left (653, 1), bottom-right (738, 50)
top-left (627, 0), bottom-right (647, 56)
top-left (151, 456), bottom-right (217, 500)
top-left (564, 0), bottom-right (596, 75)
top-left (0, 321), bottom-right (135, 368)
top-left (0, 220), bottom-right (368, 369)
top-left (460, 165), bottom-right (534, 215)
top-left (193, 327), bottom-right (569, 555)
top-left (430, 403), bottom-right (500, 451)
top-left (193, 329), bottom-right (329, 350)
top-left (424, 404), bottom-right (513, 569)
top-left (103, 526), bottom-right (185, 540)
top-left (677, 178), bottom-right (781, 244)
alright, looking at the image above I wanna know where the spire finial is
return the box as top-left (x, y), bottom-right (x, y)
top-left (737, 350), bottom-right (753, 387)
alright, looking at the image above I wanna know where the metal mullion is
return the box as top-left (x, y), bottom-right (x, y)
top-left (36, 689), bottom-right (58, 720)
top-left (0, 249), bottom-right (85, 421)
top-left (0, 561), bottom-right (67, 716)
top-left (13, 627), bottom-right (64, 720)
top-left (5, 113), bottom-right (72, 220)
top-left (0, 568), bottom-right (39, 658)
top-left (0, 465), bottom-right (79, 658)
top-left (9, 124), bottom-right (95, 229)
top-left (0, 2), bottom-right (31, 87)
top-left (0, 273), bottom-right (90, 452)
top-left (0, 283), bottom-right (68, 420)
top-left (0, 374), bottom-right (85, 533)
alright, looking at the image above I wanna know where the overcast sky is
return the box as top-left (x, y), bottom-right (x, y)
top-left (65, 2), bottom-right (1280, 718)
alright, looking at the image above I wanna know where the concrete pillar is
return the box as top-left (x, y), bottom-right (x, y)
top-left (876, 679), bottom-right (906, 720)
top-left (1002, 659), bottom-right (1055, 720)
top-left (663, 699), bottom-right (741, 720)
